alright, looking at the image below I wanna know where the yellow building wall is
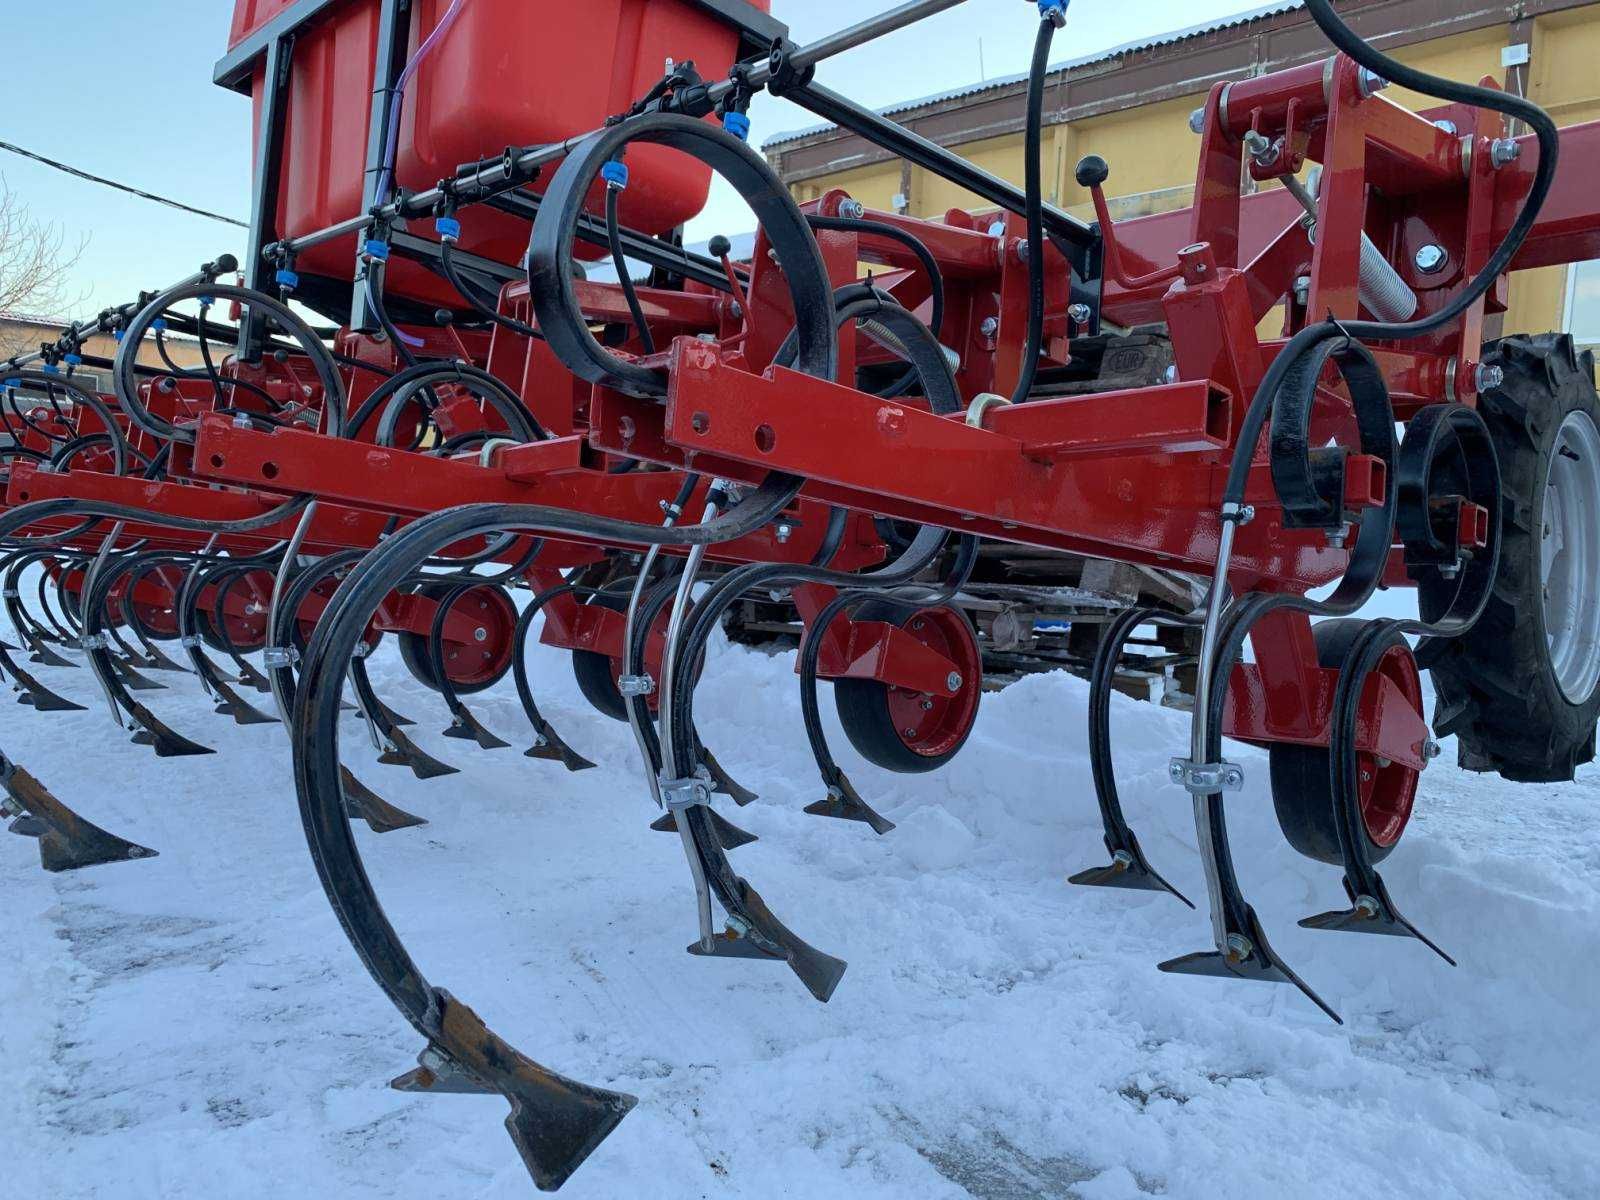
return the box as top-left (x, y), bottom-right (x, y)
top-left (784, 6), bottom-right (1600, 345)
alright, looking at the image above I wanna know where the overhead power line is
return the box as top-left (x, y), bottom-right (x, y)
top-left (0, 139), bottom-right (248, 229)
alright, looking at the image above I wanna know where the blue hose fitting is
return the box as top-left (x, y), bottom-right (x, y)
top-left (1038, 0), bottom-right (1069, 27)
top-left (723, 111), bottom-right (751, 142)
top-left (63, 353), bottom-right (82, 366)
top-left (364, 239), bottom-right (391, 263)
top-left (276, 268), bottom-right (300, 291)
top-left (435, 216), bottom-right (462, 242)
top-left (601, 159), bottom-right (630, 191)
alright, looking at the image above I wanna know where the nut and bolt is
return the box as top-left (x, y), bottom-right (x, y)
top-left (946, 672), bottom-right (964, 692)
top-left (1414, 244), bottom-right (1448, 275)
top-left (1067, 302), bottom-right (1093, 325)
top-left (1433, 119), bottom-right (1459, 136)
top-left (1189, 107), bottom-right (1207, 135)
top-left (1491, 138), bottom-right (1522, 168)
top-left (979, 316), bottom-right (1000, 339)
top-left (1242, 130), bottom-right (1280, 167)
top-left (1423, 738), bottom-right (1443, 761)
top-left (775, 522), bottom-right (793, 544)
top-left (1293, 275), bottom-right (1312, 307)
top-left (1477, 363), bottom-right (1506, 391)
top-left (904, 728), bottom-right (919, 739)
top-left (473, 628), bottom-right (487, 642)
top-left (921, 699), bottom-right (934, 711)
top-left (838, 199), bottom-right (866, 219)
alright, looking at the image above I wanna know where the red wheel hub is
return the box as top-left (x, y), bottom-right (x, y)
top-left (1356, 642), bottom-right (1424, 848)
top-left (884, 607), bottom-right (982, 759)
top-left (435, 585), bottom-right (517, 688)
top-left (214, 570), bottom-right (276, 652)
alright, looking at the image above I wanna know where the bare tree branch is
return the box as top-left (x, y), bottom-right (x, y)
top-left (0, 175), bottom-right (90, 359)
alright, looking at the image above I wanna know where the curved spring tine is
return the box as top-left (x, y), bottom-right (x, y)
top-left (350, 655), bottom-right (458, 780)
top-left (0, 638), bottom-right (87, 712)
top-left (339, 765), bottom-right (427, 834)
top-left (427, 583), bottom-right (510, 751)
top-left (294, 528), bottom-right (636, 1190)
top-left (1299, 620), bottom-right (1454, 965)
top-left (2, 755), bottom-right (157, 871)
top-left (797, 592), bottom-right (894, 835)
top-left (1068, 606), bottom-right (1193, 906)
top-left (511, 585), bottom-right (596, 771)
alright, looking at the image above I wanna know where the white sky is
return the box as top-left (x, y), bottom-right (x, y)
top-left (0, 1), bottom-right (1274, 319)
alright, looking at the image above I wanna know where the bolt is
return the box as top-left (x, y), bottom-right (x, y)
top-left (1242, 130), bottom-right (1280, 167)
top-left (1433, 119), bottom-right (1459, 135)
top-left (1067, 302), bottom-right (1092, 325)
top-left (1354, 895), bottom-right (1381, 918)
top-left (904, 728), bottom-right (918, 739)
top-left (1423, 738), bottom-right (1443, 761)
top-left (775, 522), bottom-right (793, 544)
top-left (921, 699), bottom-right (934, 711)
top-left (1357, 67), bottom-right (1390, 98)
top-left (1189, 107), bottom-right (1207, 135)
top-left (979, 316), bottom-right (999, 339)
top-left (1414, 244), bottom-right (1448, 275)
top-left (1477, 363), bottom-right (1506, 392)
top-left (946, 672), bottom-right (963, 692)
top-left (1491, 138), bottom-right (1522, 168)
top-left (1293, 275), bottom-right (1312, 307)
top-left (838, 199), bottom-right (866, 219)
top-left (1326, 522), bottom-right (1351, 549)
top-left (1016, 239), bottom-right (1031, 263)
top-left (1224, 767), bottom-right (1244, 789)
top-left (987, 220), bottom-right (1007, 239)
top-left (473, 628), bottom-right (487, 642)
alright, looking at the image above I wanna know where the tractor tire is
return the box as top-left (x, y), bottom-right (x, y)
top-left (1426, 333), bottom-right (1600, 783)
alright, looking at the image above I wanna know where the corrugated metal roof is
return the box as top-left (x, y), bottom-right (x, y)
top-left (761, 1), bottom-right (1306, 150)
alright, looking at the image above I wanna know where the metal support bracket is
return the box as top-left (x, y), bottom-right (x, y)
top-left (1168, 757), bottom-right (1245, 795)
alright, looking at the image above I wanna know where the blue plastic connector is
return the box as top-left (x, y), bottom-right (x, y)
top-left (364, 239), bottom-right (391, 263)
top-left (41, 362), bottom-right (59, 375)
top-left (1038, 0), bottom-right (1069, 24)
top-left (435, 216), bottom-right (462, 242)
top-left (152, 318), bottom-right (167, 333)
top-left (276, 268), bottom-right (300, 291)
top-left (199, 295), bottom-right (216, 309)
top-left (723, 111), bottom-right (751, 142)
top-left (600, 159), bottom-right (630, 190)
top-left (63, 353), bottom-right (82, 366)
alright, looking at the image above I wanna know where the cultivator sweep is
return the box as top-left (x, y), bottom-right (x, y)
top-left (4, 0), bottom-right (1600, 1189)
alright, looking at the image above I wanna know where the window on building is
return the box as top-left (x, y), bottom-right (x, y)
top-left (1563, 259), bottom-right (1600, 345)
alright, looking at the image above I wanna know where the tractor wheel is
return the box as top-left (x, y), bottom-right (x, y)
top-left (834, 602), bottom-right (982, 774)
top-left (397, 582), bottom-right (518, 695)
top-left (1427, 334), bottom-right (1600, 783)
top-left (1269, 619), bottom-right (1424, 866)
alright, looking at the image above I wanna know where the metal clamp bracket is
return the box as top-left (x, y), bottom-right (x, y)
top-left (78, 634), bottom-right (109, 651)
top-left (179, 634), bottom-right (204, 649)
top-left (1169, 757), bottom-right (1245, 795)
top-left (263, 645), bottom-right (301, 669)
top-left (618, 673), bottom-right (655, 698)
top-left (659, 774), bottom-right (713, 812)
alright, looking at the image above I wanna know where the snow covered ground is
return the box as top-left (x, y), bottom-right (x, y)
top-left (4, 618), bottom-right (1598, 1199)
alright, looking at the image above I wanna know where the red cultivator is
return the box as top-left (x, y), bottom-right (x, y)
top-left (4, 0), bottom-right (1600, 1189)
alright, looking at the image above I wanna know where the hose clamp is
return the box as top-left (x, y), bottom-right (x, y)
top-left (180, 634), bottom-right (203, 649)
top-left (263, 645), bottom-right (300, 669)
top-left (1169, 758), bottom-right (1245, 795)
top-left (618, 673), bottom-right (655, 698)
top-left (79, 633), bottom-right (109, 651)
top-left (659, 774), bottom-right (713, 812)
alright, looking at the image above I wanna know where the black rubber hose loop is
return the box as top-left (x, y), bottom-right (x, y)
top-left (114, 282), bottom-right (348, 446)
top-left (528, 112), bottom-right (836, 398)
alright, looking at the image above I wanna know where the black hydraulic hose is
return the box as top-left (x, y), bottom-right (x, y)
top-left (606, 184), bottom-right (656, 355)
top-left (1011, 15), bottom-right (1058, 406)
top-left (807, 215), bottom-right (946, 350)
top-left (1223, 0), bottom-right (1561, 508)
top-left (439, 239), bottom-right (543, 340)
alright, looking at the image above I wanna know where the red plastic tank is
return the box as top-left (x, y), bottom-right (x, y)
top-left (231, 0), bottom-right (770, 309)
